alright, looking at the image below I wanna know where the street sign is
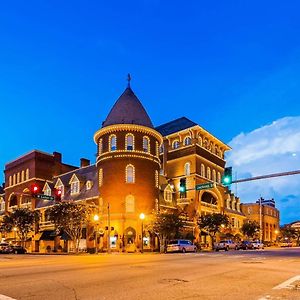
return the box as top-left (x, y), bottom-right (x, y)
top-left (37, 194), bottom-right (54, 201)
top-left (196, 182), bottom-right (214, 190)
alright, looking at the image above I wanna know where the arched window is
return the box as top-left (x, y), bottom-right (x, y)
top-left (184, 136), bottom-right (192, 146)
top-left (217, 172), bottom-right (221, 183)
top-left (25, 169), bottom-right (29, 180)
top-left (155, 170), bottom-right (159, 188)
top-left (21, 170), bottom-right (24, 182)
top-left (9, 194), bottom-right (17, 207)
top-left (126, 134), bottom-right (134, 151)
top-left (125, 195), bottom-right (135, 213)
top-left (159, 144), bottom-right (164, 153)
top-left (164, 186), bottom-right (173, 202)
top-left (207, 167), bottom-right (211, 180)
top-left (109, 135), bottom-right (117, 151)
top-left (184, 162), bottom-right (191, 176)
top-left (99, 169), bottom-right (103, 187)
top-left (126, 165), bottom-right (135, 183)
top-left (212, 170), bottom-right (216, 182)
top-left (9, 176), bottom-right (12, 186)
top-left (17, 172), bottom-right (20, 184)
top-left (98, 139), bottom-right (103, 155)
top-left (143, 136), bottom-right (150, 153)
top-left (173, 140), bottom-right (180, 149)
top-left (13, 174), bottom-right (16, 185)
top-left (201, 164), bottom-right (205, 177)
top-left (198, 136), bottom-right (203, 146)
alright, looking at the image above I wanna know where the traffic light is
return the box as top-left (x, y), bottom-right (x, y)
top-left (30, 183), bottom-right (40, 197)
top-left (179, 178), bottom-right (186, 198)
top-left (222, 167), bottom-right (232, 186)
top-left (54, 188), bottom-right (62, 202)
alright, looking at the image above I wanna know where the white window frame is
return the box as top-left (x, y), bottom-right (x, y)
top-left (126, 165), bottom-right (135, 183)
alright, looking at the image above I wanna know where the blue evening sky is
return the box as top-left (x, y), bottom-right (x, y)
top-left (1, 1), bottom-right (300, 223)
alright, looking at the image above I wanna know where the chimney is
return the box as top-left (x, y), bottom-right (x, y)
top-left (53, 152), bottom-right (62, 163)
top-left (80, 158), bottom-right (90, 168)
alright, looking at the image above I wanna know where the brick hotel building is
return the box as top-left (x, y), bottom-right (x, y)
top-left (0, 82), bottom-right (279, 252)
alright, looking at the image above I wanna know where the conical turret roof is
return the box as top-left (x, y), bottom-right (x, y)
top-left (102, 87), bottom-right (154, 128)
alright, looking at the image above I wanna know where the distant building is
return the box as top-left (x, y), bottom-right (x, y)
top-left (241, 197), bottom-right (280, 242)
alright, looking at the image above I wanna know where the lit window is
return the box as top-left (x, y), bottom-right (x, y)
top-left (198, 136), bottom-right (203, 146)
top-left (99, 139), bottom-right (103, 155)
top-left (86, 180), bottom-right (93, 190)
top-left (173, 140), bottom-right (180, 149)
top-left (17, 172), bottom-right (20, 184)
top-left (184, 137), bottom-right (192, 146)
top-left (99, 169), bottom-right (103, 187)
top-left (155, 170), bottom-right (159, 188)
top-left (43, 183), bottom-right (52, 196)
top-left (55, 179), bottom-right (65, 198)
top-left (156, 142), bottom-right (159, 157)
top-left (125, 195), bottom-right (135, 213)
top-left (126, 134), bottom-right (134, 151)
top-left (21, 170), bottom-right (24, 182)
top-left (217, 172), bottom-right (221, 183)
top-left (71, 181), bottom-right (80, 195)
top-left (0, 199), bottom-right (5, 211)
top-left (9, 176), bottom-right (12, 186)
top-left (212, 170), bottom-right (216, 182)
top-left (184, 162), bottom-right (191, 176)
top-left (126, 165), bottom-right (135, 183)
top-left (207, 167), bottom-right (211, 180)
top-left (201, 164), bottom-right (205, 177)
top-left (13, 174), bottom-right (16, 185)
top-left (164, 186), bottom-right (173, 202)
top-left (143, 136), bottom-right (150, 153)
top-left (25, 169), bottom-right (29, 180)
top-left (110, 135), bottom-right (117, 151)
top-left (159, 144), bottom-right (164, 153)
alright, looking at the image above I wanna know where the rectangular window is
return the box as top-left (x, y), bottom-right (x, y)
top-left (71, 181), bottom-right (80, 195)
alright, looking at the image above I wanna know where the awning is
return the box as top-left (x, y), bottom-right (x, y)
top-left (39, 230), bottom-right (57, 241)
top-left (60, 232), bottom-right (71, 241)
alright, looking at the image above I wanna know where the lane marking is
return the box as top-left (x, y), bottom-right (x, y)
top-left (0, 295), bottom-right (17, 300)
top-left (273, 275), bottom-right (300, 290)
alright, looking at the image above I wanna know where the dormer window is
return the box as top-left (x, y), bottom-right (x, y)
top-left (86, 180), bottom-right (93, 190)
top-left (126, 134), bottom-right (134, 151)
top-left (54, 178), bottom-right (64, 198)
top-left (109, 135), bottom-right (117, 151)
top-left (69, 174), bottom-right (80, 195)
top-left (43, 183), bottom-right (52, 196)
top-left (71, 181), bottom-right (80, 195)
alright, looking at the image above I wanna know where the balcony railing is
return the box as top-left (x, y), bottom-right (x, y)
top-left (201, 201), bottom-right (217, 209)
top-left (39, 221), bottom-right (55, 230)
top-left (177, 198), bottom-right (192, 205)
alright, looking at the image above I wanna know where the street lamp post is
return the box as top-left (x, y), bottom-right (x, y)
top-left (13, 227), bottom-right (17, 244)
top-left (139, 213), bottom-right (145, 253)
top-left (93, 214), bottom-right (99, 254)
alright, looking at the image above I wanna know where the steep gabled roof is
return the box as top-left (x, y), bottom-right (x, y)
top-left (155, 117), bottom-right (197, 136)
top-left (102, 87), bottom-right (153, 128)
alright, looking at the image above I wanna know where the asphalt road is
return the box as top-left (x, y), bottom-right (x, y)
top-left (0, 248), bottom-right (299, 300)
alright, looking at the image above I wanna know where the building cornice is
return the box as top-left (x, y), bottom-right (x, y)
top-left (94, 124), bottom-right (163, 144)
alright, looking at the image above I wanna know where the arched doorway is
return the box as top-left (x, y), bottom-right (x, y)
top-left (201, 192), bottom-right (218, 205)
top-left (8, 194), bottom-right (18, 208)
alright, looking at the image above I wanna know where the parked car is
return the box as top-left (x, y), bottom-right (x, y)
top-left (166, 239), bottom-right (197, 253)
top-left (237, 241), bottom-right (253, 250)
top-left (11, 245), bottom-right (27, 254)
top-left (251, 241), bottom-right (264, 249)
top-left (0, 243), bottom-right (12, 254)
top-left (279, 241), bottom-right (293, 247)
top-left (214, 240), bottom-right (238, 251)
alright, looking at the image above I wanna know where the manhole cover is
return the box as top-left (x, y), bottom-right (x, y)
top-left (242, 261), bottom-right (263, 264)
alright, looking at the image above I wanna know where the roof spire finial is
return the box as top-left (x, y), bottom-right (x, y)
top-left (127, 73), bottom-right (131, 88)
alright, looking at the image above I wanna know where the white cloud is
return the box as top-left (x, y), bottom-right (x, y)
top-left (226, 116), bottom-right (300, 224)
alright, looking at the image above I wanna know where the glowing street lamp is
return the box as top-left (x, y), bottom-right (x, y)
top-left (93, 214), bottom-right (99, 254)
top-left (139, 213), bottom-right (145, 253)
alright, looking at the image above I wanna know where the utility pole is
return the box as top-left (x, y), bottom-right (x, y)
top-left (107, 202), bottom-right (111, 254)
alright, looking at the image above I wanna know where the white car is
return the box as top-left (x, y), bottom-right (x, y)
top-left (251, 241), bottom-right (264, 249)
top-left (166, 239), bottom-right (197, 253)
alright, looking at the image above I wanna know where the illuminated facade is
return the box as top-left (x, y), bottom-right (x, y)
top-left (1, 82), bottom-right (254, 252)
top-left (241, 198), bottom-right (280, 242)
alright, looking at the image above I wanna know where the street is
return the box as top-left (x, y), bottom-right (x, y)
top-left (0, 248), bottom-right (299, 300)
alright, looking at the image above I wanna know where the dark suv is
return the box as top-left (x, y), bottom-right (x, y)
top-left (237, 241), bottom-right (253, 250)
